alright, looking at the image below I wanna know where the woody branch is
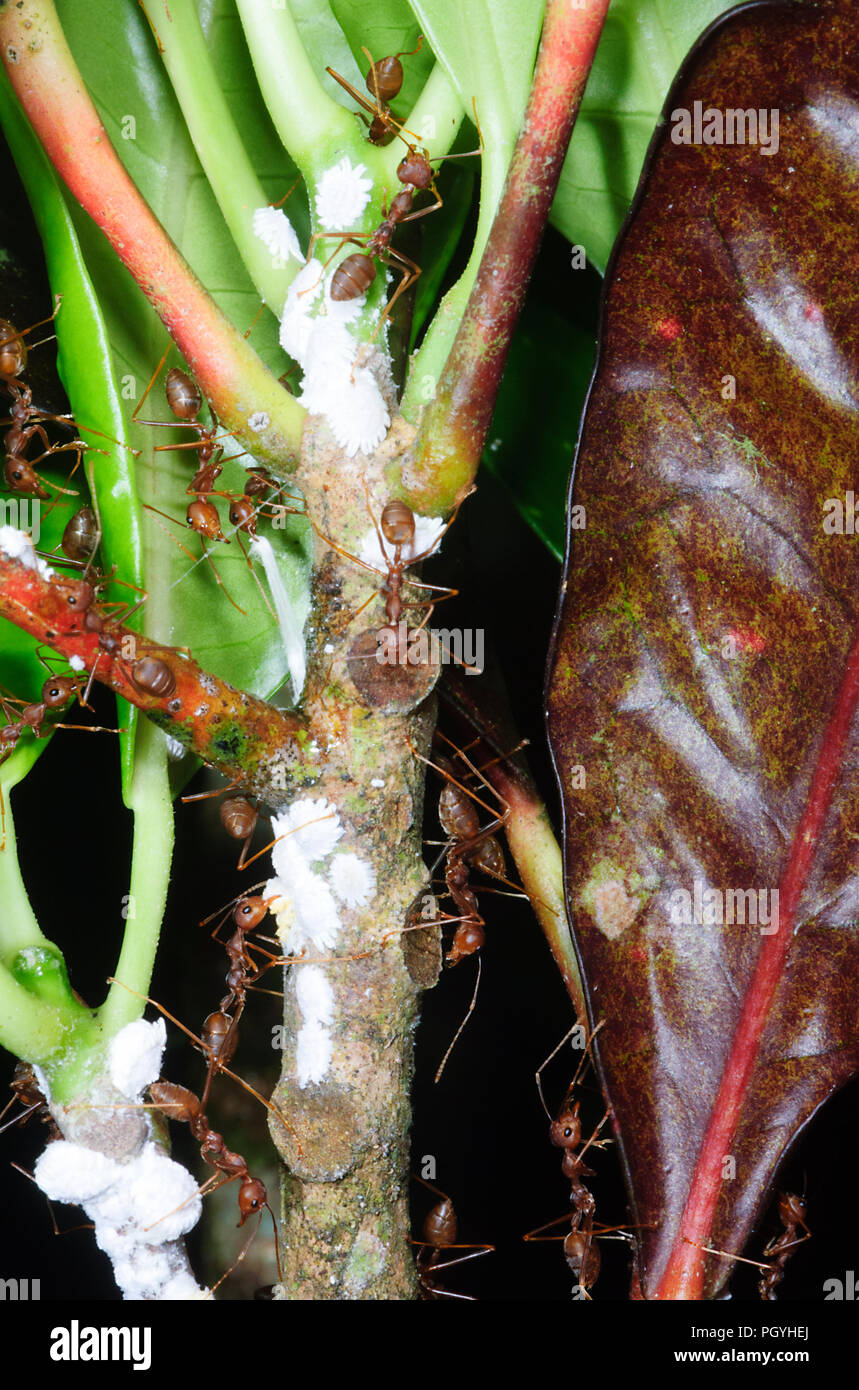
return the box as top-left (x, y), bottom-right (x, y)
top-left (0, 548), bottom-right (309, 800)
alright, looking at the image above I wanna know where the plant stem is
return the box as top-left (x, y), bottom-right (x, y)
top-left (402, 0), bottom-right (611, 511)
top-left (235, 0), bottom-right (355, 173)
top-left (99, 720), bottom-right (174, 1036)
top-left (379, 61), bottom-right (464, 184)
top-left (0, 548), bottom-right (313, 801)
top-left (145, 0), bottom-right (300, 312)
top-left (0, 778), bottom-right (50, 957)
top-left (0, 963), bottom-right (78, 1061)
top-left (0, 0), bottom-right (305, 470)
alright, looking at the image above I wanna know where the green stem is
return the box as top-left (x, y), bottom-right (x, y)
top-left (0, 771), bottom-right (50, 957)
top-left (146, 0), bottom-right (300, 311)
top-left (379, 62), bottom-right (464, 184)
top-left (0, 962), bottom-right (78, 1062)
top-left (402, 0), bottom-right (611, 509)
top-left (99, 720), bottom-right (174, 1036)
top-left (0, 0), bottom-right (306, 470)
top-left (235, 0), bottom-right (355, 174)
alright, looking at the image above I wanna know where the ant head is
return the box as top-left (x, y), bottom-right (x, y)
top-left (53, 576), bottom-right (96, 612)
top-left (228, 495), bottom-right (256, 533)
top-left (450, 921), bottom-right (485, 957)
top-left (380, 499), bottom-right (415, 546)
top-left (0, 320), bottom-right (26, 381)
top-left (4, 457), bottom-right (50, 500)
top-left (550, 1099), bottom-right (582, 1150)
top-left (238, 1178), bottom-right (267, 1224)
top-left (165, 367), bottom-right (203, 421)
top-left (396, 149), bottom-right (433, 190)
top-left (233, 895), bottom-right (269, 931)
top-left (187, 498), bottom-right (224, 541)
top-left (41, 675), bottom-right (76, 709)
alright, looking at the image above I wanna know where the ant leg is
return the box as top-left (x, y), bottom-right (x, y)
top-left (182, 777), bottom-right (243, 805)
top-left (105, 977), bottom-right (301, 1152)
top-left (369, 251), bottom-right (419, 341)
top-left (407, 485), bottom-right (477, 565)
top-left (132, 342), bottom-right (173, 422)
top-left (434, 956), bottom-right (482, 1083)
top-left (681, 1236), bottom-right (773, 1272)
top-left (534, 1018), bottom-right (604, 1120)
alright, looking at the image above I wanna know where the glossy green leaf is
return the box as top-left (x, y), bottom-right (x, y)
top-left (408, 0), bottom-right (544, 219)
top-left (51, 0), bottom-right (313, 701)
top-left (329, 0), bottom-right (433, 117)
top-left (0, 65), bottom-right (141, 792)
top-left (483, 300), bottom-right (595, 559)
top-left (551, 0), bottom-right (736, 272)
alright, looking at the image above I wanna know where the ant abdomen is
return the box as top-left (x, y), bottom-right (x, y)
top-left (62, 506), bottom-right (99, 563)
top-left (380, 499), bottom-right (415, 547)
top-left (0, 320), bottom-right (27, 381)
top-left (330, 253), bottom-right (377, 301)
top-left (130, 656), bottom-right (176, 698)
top-left (165, 367), bottom-right (203, 420)
top-left (221, 796), bottom-right (258, 842)
top-left (366, 54), bottom-right (403, 104)
top-left (423, 1197), bottom-right (457, 1247)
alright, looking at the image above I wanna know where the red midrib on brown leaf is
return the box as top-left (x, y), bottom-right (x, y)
top-left (657, 625), bottom-right (859, 1298)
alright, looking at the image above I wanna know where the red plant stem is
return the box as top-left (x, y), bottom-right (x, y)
top-left (0, 549), bottom-right (306, 799)
top-left (657, 629), bottom-right (859, 1298)
top-left (0, 0), bottom-right (304, 468)
top-left (403, 0), bottom-right (610, 514)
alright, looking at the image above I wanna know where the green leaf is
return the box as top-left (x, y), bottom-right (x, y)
top-left (552, 0), bottom-right (736, 272)
top-left (329, 0), bottom-right (433, 118)
top-left (408, 0), bottom-right (544, 219)
top-left (483, 301), bottom-right (595, 560)
top-left (410, 163), bottom-right (474, 345)
top-left (0, 65), bottom-right (142, 794)
top-left (51, 0), bottom-right (313, 703)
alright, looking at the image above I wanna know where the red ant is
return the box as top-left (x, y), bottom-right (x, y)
top-left (0, 1062), bottom-right (60, 1140)
top-left (1, 311), bottom-right (138, 506)
top-left (315, 494), bottom-right (466, 650)
top-left (759, 1192), bottom-right (811, 1300)
top-left (307, 148), bottom-right (443, 334)
top-left (134, 356), bottom-right (299, 613)
top-left (106, 976), bottom-right (300, 1154)
top-left (0, 306), bottom-right (61, 396)
top-left (326, 38), bottom-right (423, 145)
top-left (397, 732), bottom-right (529, 1081)
top-left (306, 76), bottom-right (481, 332)
top-left (410, 1175), bottom-right (493, 1299)
top-left (525, 1022), bottom-right (641, 1298)
top-left (146, 1078), bottom-right (282, 1296)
